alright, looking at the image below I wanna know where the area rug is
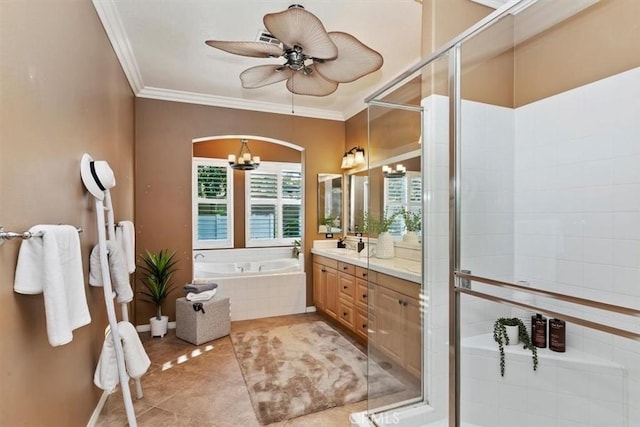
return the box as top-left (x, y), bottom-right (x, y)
top-left (230, 321), bottom-right (404, 425)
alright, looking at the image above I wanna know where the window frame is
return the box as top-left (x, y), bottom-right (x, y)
top-left (192, 157), bottom-right (234, 249)
top-left (244, 161), bottom-right (302, 247)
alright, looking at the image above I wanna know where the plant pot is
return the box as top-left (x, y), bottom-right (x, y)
top-left (505, 324), bottom-right (519, 345)
top-left (150, 315), bottom-right (169, 338)
top-left (402, 231), bottom-right (420, 245)
top-left (375, 231), bottom-right (395, 259)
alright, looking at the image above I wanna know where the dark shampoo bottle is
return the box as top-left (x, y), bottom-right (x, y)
top-left (549, 318), bottom-right (566, 352)
top-left (531, 314), bottom-right (547, 348)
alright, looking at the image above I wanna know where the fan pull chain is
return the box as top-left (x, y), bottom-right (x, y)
top-left (291, 74), bottom-right (295, 114)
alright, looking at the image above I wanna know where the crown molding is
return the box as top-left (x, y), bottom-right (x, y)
top-left (92, 0), bottom-right (144, 93)
top-left (137, 87), bottom-right (345, 121)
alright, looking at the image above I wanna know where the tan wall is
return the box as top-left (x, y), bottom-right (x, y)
top-left (514, 0), bottom-right (640, 106)
top-left (193, 139), bottom-right (301, 247)
top-left (0, 1), bottom-right (134, 426)
top-left (135, 99), bottom-right (345, 320)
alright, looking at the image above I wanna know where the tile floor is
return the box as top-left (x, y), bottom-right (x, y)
top-left (96, 313), bottom-right (372, 426)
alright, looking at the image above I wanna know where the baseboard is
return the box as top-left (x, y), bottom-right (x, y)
top-left (86, 390), bottom-right (110, 427)
top-left (305, 306), bottom-right (317, 313)
top-left (135, 321), bottom-right (176, 333)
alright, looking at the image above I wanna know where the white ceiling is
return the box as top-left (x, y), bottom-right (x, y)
top-left (92, 0), bottom-right (424, 121)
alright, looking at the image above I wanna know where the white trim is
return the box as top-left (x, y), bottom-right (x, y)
top-left (467, 0), bottom-right (508, 9)
top-left (135, 321), bottom-right (176, 333)
top-left (92, 0), bottom-right (144, 93)
top-left (193, 135), bottom-right (304, 152)
top-left (86, 390), bottom-right (110, 427)
top-left (138, 87), bottom-right (344, 121)
top-left (305, 306), bottom-right (317, 313)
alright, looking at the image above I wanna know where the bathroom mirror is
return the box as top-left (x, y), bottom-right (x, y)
top-left (346, 151), bottom-right (421, 240)
top-left (317, 173), bottom-right (342, 233)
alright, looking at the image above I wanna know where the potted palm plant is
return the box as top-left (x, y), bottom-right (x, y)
top-left (493, 317), bottom-right (538, 377)
top-left (139, 249), bottom-right (178, 337)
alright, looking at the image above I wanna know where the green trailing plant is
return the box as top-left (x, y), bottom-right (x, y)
top-left (493, 317), bottom-right (538, 377)
top-left (139, 249), bottom-right (179, 320)
top-left (320, 216), bottom-right (336, 231)
top-left (361, 209), bottom-right (399, 234)
top-left (401, 207), bottom-right (421, 232)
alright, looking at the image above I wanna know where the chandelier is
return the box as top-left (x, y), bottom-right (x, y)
top-left (228, 139), bottom-right (260, 170)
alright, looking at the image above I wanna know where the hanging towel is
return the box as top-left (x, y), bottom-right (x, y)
top-left (186, 288), bottom-right (217, 301)
top-left (14, 225), bottom-right (91, 347)
top-left (94, 321), bottom-right (151, 392)
top-left (89, 241), bottom-right (133, 303)
top-left (115, 221), bottom-right (136, 274)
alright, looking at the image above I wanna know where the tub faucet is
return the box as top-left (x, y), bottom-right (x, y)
top-left (194, 253), bottom-right (205, 262)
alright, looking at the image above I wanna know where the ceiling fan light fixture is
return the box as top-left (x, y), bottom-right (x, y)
top-left (204, 4), bottom-right (383, 97)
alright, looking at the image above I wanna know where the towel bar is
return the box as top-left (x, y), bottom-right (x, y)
top-left (0, 225), bottom-right (83, 246)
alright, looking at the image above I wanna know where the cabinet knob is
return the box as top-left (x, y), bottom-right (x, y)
top-left (343, 312), bottom-right (348, 317)
top-left (343, 266), bottom-right (348, 270)
top-left (321, 268), bottom-right (326, 272)
top-left (362, 294), bottom-right (367, 299)
top-left (362, 324), bottom-right (367, 328)
top-left (398, 300), bottom-right (402, 305)
top-left (403, 301), bottom-right (408, 307)
top-left (362, 273), bottom-right (368, 277)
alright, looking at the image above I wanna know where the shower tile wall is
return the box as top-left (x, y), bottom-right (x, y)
top-left (513, 66), bottom-right (640, 426)
top-left (459, 66), bottom-right (640, 427)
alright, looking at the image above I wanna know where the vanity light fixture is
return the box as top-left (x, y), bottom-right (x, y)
top-left (228, 139), bottom-right (260, 170)
top-left (382, 164), bottom-right (406, 178)
top-left (340, 146), bottom-right (366, 169)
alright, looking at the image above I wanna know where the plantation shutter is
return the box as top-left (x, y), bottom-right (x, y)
top-left (193, 159), bottom-right (233, 248)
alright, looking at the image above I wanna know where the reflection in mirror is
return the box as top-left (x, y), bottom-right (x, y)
top-left (317, 174), bottom-right (342, 233)
top-left (346, 154), bottom-right (421, 244)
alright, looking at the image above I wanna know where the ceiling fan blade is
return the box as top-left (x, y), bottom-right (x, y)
top-left (205, 40), bottom-right (283, 58)
top-left (286, 67), bottom-right (338, 97)
top-left (264, 7), bottom-right (337, 60)
top-left (314, 32), bottom-right (384, 83)
top-left (240, 65), bottom-right (292, 89)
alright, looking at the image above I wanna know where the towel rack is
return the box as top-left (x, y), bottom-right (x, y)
top-left (0, 225), bottom-right (83, 246)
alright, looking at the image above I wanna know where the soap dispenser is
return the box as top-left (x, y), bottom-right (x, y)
top-left (357, 238), bottom-right (365, 253)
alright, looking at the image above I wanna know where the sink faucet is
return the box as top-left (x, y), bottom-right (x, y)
top-left (194, 253), bottom-right (205, 262)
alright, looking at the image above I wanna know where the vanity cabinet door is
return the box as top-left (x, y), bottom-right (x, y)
top-left (312, 260), bottom-right (338, 319)
top-left (324, 268), bottom-right (338, 319)
top-left (312, 262), bottom-right (326, 311)
top-left (376, 286), bottom-right (407, 367)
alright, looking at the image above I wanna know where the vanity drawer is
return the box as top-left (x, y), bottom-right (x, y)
top-left (339, 272), bottom-right (356, 300)
top-left (355, 266), bottom-right (371, 280)
top-left (338, 298), bottom-right (354, 329)
top-left (356, 278), bottom-right (369, 311)
top-left (355, 309), bottom-right (369, 340)
top-left (338, 261), bottom-right (355, 275)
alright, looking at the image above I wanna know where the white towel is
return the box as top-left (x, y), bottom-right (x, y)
top-left (115, 221), bottom-right (135, 274)
top-left (14, 225), bottom-right (91, 347)
top-left (186, 288), bottom-right (217, 301)
top-left (94, 321), bottom-right (151, 392)
top-left (89, 241), bottom-right (134, 303)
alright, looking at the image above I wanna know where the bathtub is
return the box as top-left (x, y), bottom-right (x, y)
top-left (192, 248), bottom-right (306, 321)
top-left (194, 258), bottom-right (301, 277)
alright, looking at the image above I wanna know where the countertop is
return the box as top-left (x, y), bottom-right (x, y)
top-left (310, 247), bottom-right (421, 284)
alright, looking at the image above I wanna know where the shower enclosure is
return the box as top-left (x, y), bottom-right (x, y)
top-left (363, 0), bottom-right (640, 426)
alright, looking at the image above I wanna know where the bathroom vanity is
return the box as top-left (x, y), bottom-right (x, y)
top-left (311, 245), bottom-right (422, 378)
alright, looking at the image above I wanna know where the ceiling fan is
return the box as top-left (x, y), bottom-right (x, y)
top-left (205, 4), bottom-right (384, 97)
